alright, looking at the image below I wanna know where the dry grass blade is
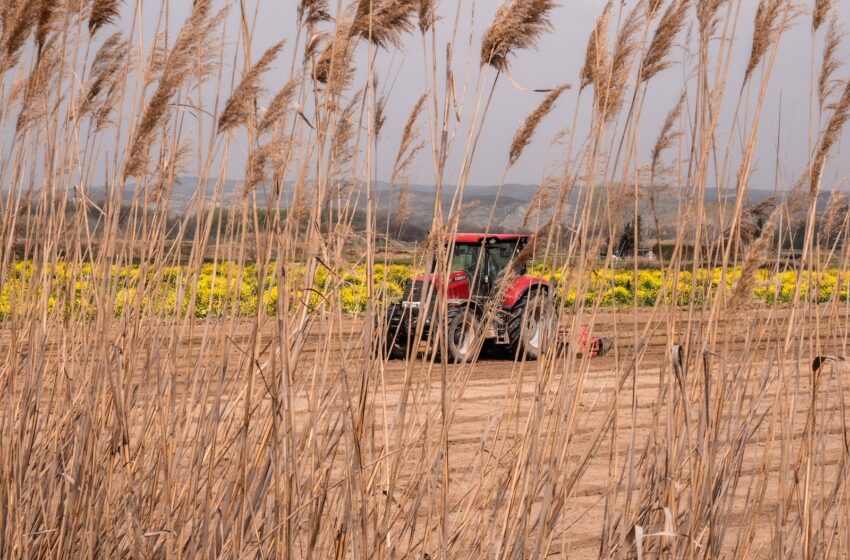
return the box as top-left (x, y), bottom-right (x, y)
top-left (812, 0), bottom-right (833, 32)
top-left (259, 76), bottom-right (299, 134)
top-left (818, 15), bottom-right (843, 110)
top-left (508, 84), bottom-right (569, 166)
top-left (480, 0), bottom-right (557, 72)
top-left (89, 0), bottom-right (123, 35)
top-left (642, 0), bottom-right (689, 82)
top-left (744, 0), bottom-right (783, 84)
top-left (580, 2), bottom-right (610, 90)
top-left (218, 41), bottom-right (285, 133)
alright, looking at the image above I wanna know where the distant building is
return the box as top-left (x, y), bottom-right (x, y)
top-left (636, 248), bottom-right (656, 260)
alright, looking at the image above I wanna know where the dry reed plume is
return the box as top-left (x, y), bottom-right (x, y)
top-left (351, 0), bottom-right (418, 48)
top-left (508, 84), bottom-right (569, 166)
top-left (651, 92), bottom-right (684, 177)
top-left (818, 15), bottom-right (843, 110)
top-left (580, 2), bottom-right (610, 90)
top-left (259, 76), bottom-right (299, 134)
top-left (125, 0), bottom-right (224, 177)
top-left (391, 91), bottom-right (427, 182)
top-left (812, 0), bottom-right (834, 32)
top-left (596, 1), bottom-right (643, 121)
top-left (89, 0), bottom-right (123, 35)
top-left (218, 41), bottom-right (285, 133)
top-left (480, 0), bottom-right (557, 71)
top-left (80, 32), bottom-right (130, 130)
top-left (642, 0), bottom-right (690, 82)
top-left (744, 0), bottom-right (784, 84)
top-left (312, 22), bottom-right (354, 93)
top-left (812, 78), bottom-right (850, 194)
top-left (3, 0), bottom-right (39, 69)
top-left (418, 0), bottom-right (436, 32)
top-left (298, 0), bottom-right (331, 26)
top-left (697, 0), bottom-right (727, 38)
top-left (819, 190), bottom-right (847, 248)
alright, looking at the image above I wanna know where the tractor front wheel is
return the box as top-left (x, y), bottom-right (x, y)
top-left (445, 307), bottom-right (482, 363)
top-left (509, 291), bottom-right (555, 361)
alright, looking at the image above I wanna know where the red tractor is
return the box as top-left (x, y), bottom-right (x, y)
top-left (383, 234), bottom-right (556, 362)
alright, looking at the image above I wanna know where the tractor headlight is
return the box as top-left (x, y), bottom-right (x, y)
top-left (401, 300), bottom-right (420, 309)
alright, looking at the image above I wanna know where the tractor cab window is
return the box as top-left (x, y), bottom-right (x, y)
top-left (486, 241), bottom-right (522, 277)
top-left (449, 244), bottom-right (480, 274)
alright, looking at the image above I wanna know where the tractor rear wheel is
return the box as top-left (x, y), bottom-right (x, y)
top-left (445, 307), bottom-right (482, 363)
top-left (509, 291), bottom-right (555, 361)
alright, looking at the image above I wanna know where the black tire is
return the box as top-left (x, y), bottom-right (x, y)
top-left (444, 307), bottom-right (482, 363)
top-left (509, 290), bottom-right (555, 361)
top-left (384, 339), bottom-right (408, 360)
top-left (375, 309), bottom-right (409, 360)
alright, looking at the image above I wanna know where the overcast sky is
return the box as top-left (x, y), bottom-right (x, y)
top-left (142, 1), bottom-right (850, 191)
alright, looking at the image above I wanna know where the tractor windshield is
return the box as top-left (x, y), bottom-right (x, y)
top-left (450, 244), bottom-right (480, 273)
top-left (486, 242), bottom-right (522, 274)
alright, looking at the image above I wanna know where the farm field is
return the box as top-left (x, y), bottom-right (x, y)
top-left (4, 307), bottom-right (850, 557)
top-left (4, 0), bottom-right (850, 557)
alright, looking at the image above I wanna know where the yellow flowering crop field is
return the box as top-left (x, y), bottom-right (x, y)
top-left (2, 261), bottom-right (848, 321)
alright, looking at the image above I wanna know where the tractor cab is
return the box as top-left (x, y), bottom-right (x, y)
top-left (442, 234), bottom-right (529, 299)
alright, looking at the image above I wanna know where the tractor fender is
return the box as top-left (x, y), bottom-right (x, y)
top-left (502, 277), bottom-right (549, 308)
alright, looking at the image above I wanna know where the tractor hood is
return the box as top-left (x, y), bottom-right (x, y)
top-left (404, 271), bottom-right (471, 302)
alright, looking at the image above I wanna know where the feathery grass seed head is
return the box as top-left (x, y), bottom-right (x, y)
top-left (642, 0), bottom-right (689, 82)
top-left (480, 0), bottom-right (557, 72)
top-left (509, 84), bottom-right (569, 166)
top-left (89, 0), bottom-right (123, 35)
top-left (218, 41), bottom-right (285, 133)
top-left (580, 3), bottom-right (610, 90)
top-left (744, 0), bottom-right (783, 84)
top-left (818, 16), bottom-right (843, 110)
top-left (259, 76), bottom-right (300, 134)
top-left (813, 0), bottom-right (833, 32)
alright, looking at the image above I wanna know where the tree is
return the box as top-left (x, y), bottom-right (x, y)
top-left (616, 216), bottom-right (643, 256)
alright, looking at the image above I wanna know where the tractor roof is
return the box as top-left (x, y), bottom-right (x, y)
top-left (450, 233), bottom-right (529, 244)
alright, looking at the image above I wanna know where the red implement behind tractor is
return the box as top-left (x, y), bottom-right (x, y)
top-left (382, 234), bottom-right (611, 362)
